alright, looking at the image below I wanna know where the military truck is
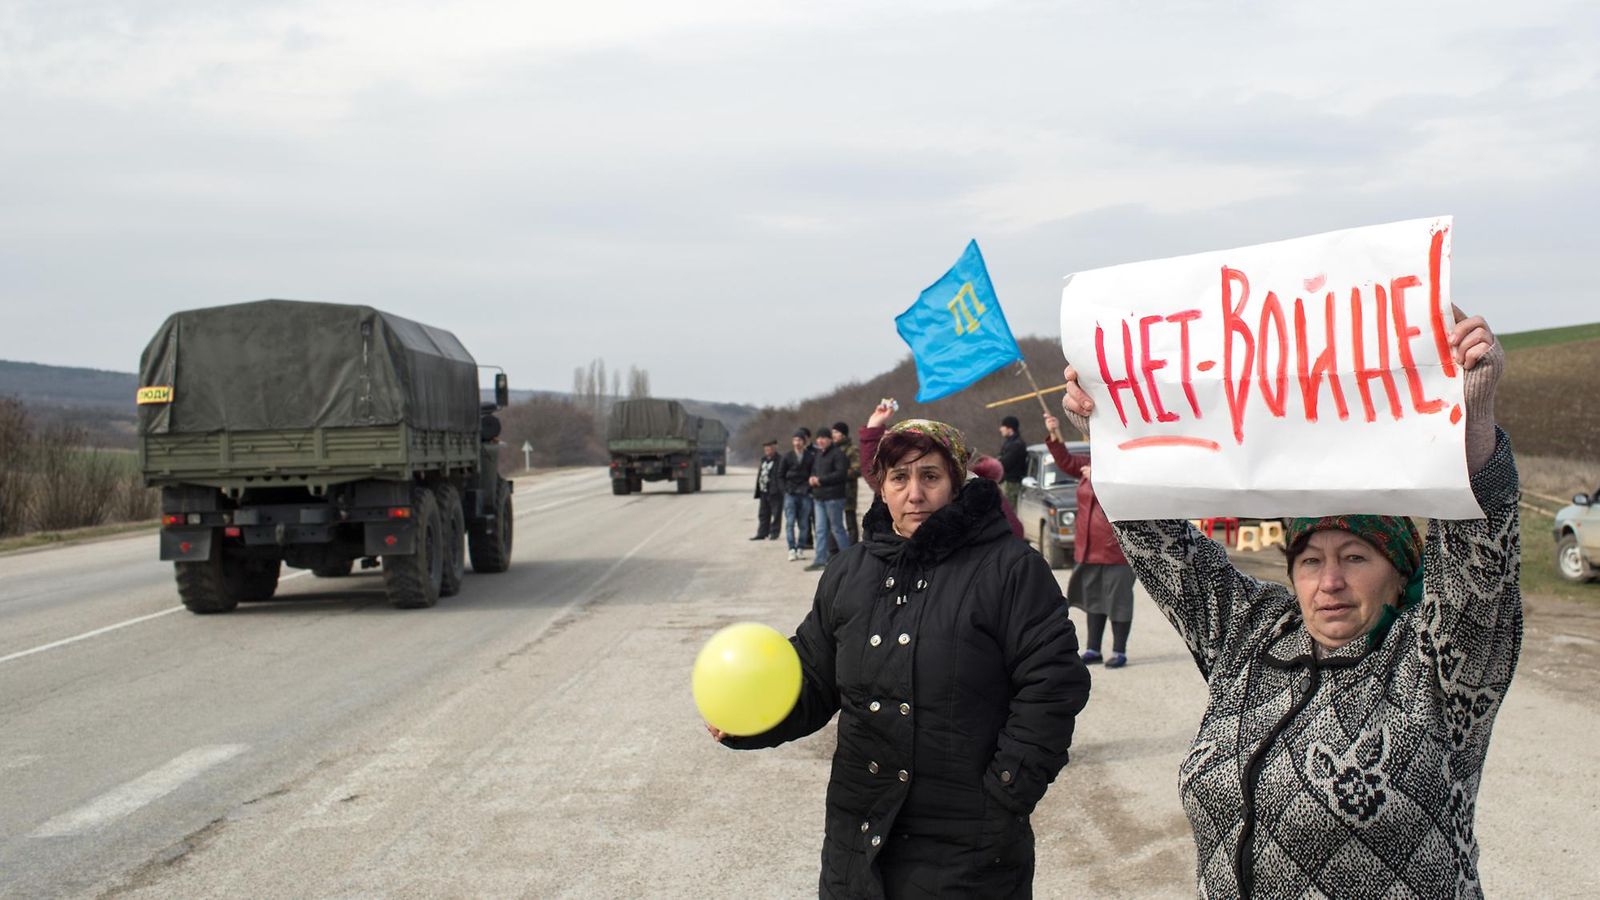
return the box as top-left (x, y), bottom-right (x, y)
top-left (138, 299), bottom-right (515, 614)
top-left (696, 417), bottom-right (728, 475)
top-left (606, 399), bottom-right (701, 495)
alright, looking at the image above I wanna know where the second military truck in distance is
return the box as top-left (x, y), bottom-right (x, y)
top-left (138, 299), bottom-right (515, 613)
top-left (696, 417), bottom-right (728, 475)
top-left (607, 398), bottom-right (702, 495)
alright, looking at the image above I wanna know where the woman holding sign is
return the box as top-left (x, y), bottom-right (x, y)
top-left (710, 417), bottom-right (1091, 898)
top-left (1059, 308), bottom-right (1518, 898)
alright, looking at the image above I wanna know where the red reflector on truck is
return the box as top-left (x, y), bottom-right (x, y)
top-left (163, 514), bottom-right (184, 526)
top-left (384, 535), bottom-right (398, 546)
top-left (388, 507), bottom-right (412, 519)
top-left (225, 526), bottom-right (242, 538)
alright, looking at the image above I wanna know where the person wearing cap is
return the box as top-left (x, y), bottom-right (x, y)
top-left (805, 426), bottom-right (852, 571)
top-left (997, 415), bottom-right (1027, 510)
top-left (831, 421), bottom-right (863, 544)
top-left (1057, 307), bottom-right (1519, 898)
top-left (750, 440), bottom-right (783, 541)
top-left (775, 430), bottom-right (816, 562)
top-left (712, 417), bottom-right (1090, 897)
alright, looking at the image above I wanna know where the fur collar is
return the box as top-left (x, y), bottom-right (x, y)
top-left (861, 478), bottom-right (1011, 565)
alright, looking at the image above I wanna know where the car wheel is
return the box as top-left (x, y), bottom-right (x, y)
top-left (1556, 533), bottom-right (1596, 582)
top-left (1040, 522), bottom-right (1067, 569)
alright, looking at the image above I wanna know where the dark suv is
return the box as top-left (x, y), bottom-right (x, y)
top-left (1016, 442), bottom-right (1086, 569)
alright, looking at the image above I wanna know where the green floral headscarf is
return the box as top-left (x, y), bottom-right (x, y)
top-left (884, 419), bottom-right (971, 479)
top-left (1285, 514), bottom-right (1425, 647)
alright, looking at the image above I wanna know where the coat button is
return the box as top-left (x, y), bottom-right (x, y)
top-left (869, 701), bottom-right (881, 712)
top-left (916, 579), bottom-right (927, 590)
top-left (870, 835), bottom-right (882, 847)
top-left (868, 761), bottom-right (880, 774)
top-left (884, 576), bottom-right (895, 588)
top-left (897, 633), bottom-right (910, 645)
top-left (869, 634), bottom-right (882, 647)
top-left (1000, 770), bottom-right (1012, 783)
top-left (860, 821), bottom-right (870, 833)
top-left (899, 702), bottom-right (910, 716)
top-left (897, 769), bottom-right (909, 782)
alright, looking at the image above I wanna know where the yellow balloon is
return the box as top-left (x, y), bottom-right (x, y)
top-left (693, 622), bottom-right (802, 736)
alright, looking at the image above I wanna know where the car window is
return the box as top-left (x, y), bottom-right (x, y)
top-left (1041, 459), bottom-right (1071, 489)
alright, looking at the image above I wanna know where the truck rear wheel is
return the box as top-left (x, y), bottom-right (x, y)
top-left (677, 474), bottom-right (692, 494)
top-left (469, 481), bottom-right (513, 573)
top-left (175, 551), bottom-right (279, 613)
top-left (612, 478), bottom-right (630, 495)
top-left (384, 488), bottom-right (443, 609)
top-left (627, 474), bottom-right (642, 492)
top-left (437, 483), bottom-right (467, 597)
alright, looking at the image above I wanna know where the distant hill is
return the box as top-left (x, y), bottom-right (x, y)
top-left (0, 360), bottom-right (135, 412)
top-left (735, 324), bottom-right (1600, 464)
top-left (0, 361), bottom-right (758, 455)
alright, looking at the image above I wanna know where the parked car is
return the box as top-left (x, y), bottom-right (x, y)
top-left (1016, 441), bottom-right (1086, 569)
top-left (1553, 486), bottom-right (1600, 582)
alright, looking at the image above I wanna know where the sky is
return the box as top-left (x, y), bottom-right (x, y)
top-left (1, 0), bottom-right (1596, 406)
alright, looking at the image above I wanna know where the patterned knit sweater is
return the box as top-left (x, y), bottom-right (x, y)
top-left (1113, 429), bottom-right (1521, 899)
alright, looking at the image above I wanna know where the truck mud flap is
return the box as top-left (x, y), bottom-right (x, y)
top-left (366, 520), bottom-right (416, 557)
top-left (160, 527), bottom-right (215, 562)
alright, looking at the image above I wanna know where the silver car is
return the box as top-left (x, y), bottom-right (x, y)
top-left (1553, 487), bottom-right (1600, 582)
top-left (1016, 442), bottom-right (1086, 569)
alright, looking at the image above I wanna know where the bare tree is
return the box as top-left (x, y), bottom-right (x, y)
top-left (627, 366), bottom-right (651, 398)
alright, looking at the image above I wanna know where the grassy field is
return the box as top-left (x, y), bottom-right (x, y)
top-left (1498, 322), bottom-right (1600, 352)
top-left (1518, 508), bottom-right (1600, 603)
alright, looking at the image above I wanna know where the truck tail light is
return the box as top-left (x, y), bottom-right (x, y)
top-left (163, 514), bottom-right (184, 526)
top-left (224, 526), bottom-right (242, 538)
top-left (388, 507), bottom-right (412, 519)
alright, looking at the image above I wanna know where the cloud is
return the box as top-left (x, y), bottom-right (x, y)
top-left (0, 0), bottom-right (1595, 404)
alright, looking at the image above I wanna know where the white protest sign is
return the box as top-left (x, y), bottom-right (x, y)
top-left (1059, 216), bottom-right (1482, 521)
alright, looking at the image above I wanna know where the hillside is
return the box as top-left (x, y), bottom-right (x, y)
top-left (734, 328), bottom-right (1600, 463)
top-left (0, 361), bottom-right (758, 456)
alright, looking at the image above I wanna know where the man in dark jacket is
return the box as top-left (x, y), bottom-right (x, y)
top-left (750, 440), bottom-right (783, 541)
top-left (776, 431), bottom-right (815, 561)
top-left (805, 427), bottom-right (851, 571)
top-left (832, 421), bottom-right (862, 544)
top-left (998, 414), bottom-right (1027, 510)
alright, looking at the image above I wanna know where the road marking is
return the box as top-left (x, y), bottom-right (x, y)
top-left (0, 568), bottom-right (313, 666)
top-left (0, 607), bottom-right (186, 665)
top-left (31, 744), bottom-right (248, 837)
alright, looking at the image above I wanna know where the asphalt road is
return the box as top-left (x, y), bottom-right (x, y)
top-left (2, 468), bottom-right (1597, 898)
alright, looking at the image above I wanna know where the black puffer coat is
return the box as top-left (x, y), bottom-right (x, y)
top-left (726, 478), bottom-right (1091, 898)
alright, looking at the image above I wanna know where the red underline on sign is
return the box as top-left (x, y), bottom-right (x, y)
top-left (1117, 436), bottom-right (1222, 451)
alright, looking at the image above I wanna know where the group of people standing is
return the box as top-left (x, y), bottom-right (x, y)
top-left (717, 308), bottom-right (1522, 898)
top-left (751, 423), bottom-right (862, 572)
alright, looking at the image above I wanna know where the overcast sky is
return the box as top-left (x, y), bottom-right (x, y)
top-left (1, 1), bottom-right (1595, 405)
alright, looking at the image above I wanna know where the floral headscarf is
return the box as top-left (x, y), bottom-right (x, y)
top-left (884, 419), bottom-right (971, 479)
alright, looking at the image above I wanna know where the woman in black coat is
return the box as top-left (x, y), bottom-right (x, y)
top-left (712, 418), bottom-right (1091, 898)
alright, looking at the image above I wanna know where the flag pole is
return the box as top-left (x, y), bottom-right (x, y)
top-left (1018, 359), bottom-right (1054, 418)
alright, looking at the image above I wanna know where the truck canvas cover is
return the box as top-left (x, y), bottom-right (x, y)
top-left (696, 417), bottom-right (728, 446)
top-left (138, 299), bottom-right (479, 435)
top-left (607, 399), bottom-right (697, 443)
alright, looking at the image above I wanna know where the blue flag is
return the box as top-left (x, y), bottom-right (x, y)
top-left (896, 240), bottom-right (1022, 402)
